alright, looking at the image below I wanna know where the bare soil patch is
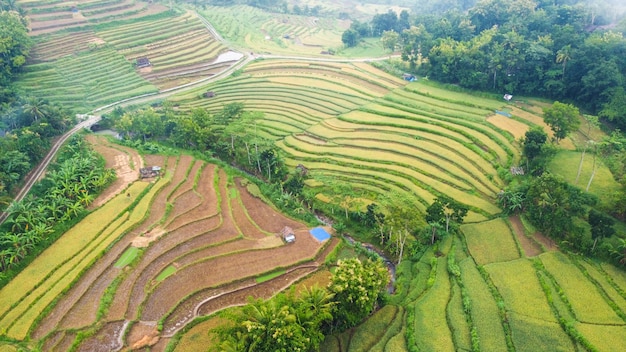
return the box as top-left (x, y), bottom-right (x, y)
top-left (533, 231), bottom-right (559, 251)
top-left (127, 321), bottom-right (159, 350)
top-left (131, 227), bottom-right (166, 248)
top-left (236, 179), bottom-right (307, 233)
top-left (86, 135), bottom-right (143, 209)
top-left (509, 215), bottom-right (542, 257)
top-left (166, 164), bottom-right (218, 230)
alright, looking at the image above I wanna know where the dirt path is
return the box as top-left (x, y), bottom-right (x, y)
top-left (509, 215), bottom-right (543, 257)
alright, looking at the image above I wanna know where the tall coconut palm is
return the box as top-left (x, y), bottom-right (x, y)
top-left (556, 45), bottom-right (572, 78)
top-left (22, 97), bottom-right (50, 123)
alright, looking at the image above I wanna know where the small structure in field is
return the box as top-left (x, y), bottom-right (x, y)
top-left (510, 166), bottom-right (524, 175)
top-left (402, 73), bottom-right (416, 82)
top-left (140, 166), bottom-right (161, 179)
top-left (503, 94), bottom-right (513, 101)
top-left (136, 57), bottom-right (151, 68)
top-left (281, 226), bottom-right (296, 243)
top-left (203, 91), bottom-right (216, 98)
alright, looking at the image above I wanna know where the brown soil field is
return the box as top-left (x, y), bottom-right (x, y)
top-left (27, 144), bottom-right (331, 351)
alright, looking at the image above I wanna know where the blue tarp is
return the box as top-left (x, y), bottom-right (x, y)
top-left (310, 227), bottom-right (331, 242)
top-left (495, 110), bottom-right (512, 118)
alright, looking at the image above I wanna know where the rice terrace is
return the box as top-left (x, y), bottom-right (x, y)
top-left (1, 0), bottom-right (626, 351)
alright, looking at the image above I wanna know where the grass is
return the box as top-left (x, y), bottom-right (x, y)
top-left (172, 316), bottom-right (224, 352)
top-left (255, 269), bottom-right (286, 284)
top-left (462, 219), bottom-right (521, 265)
top-left (156, 265), bottom-right (177, 282)
top-left (114, 247), bottom-right (139, 268)
top-left (548, 150), bottom-right (621, 208)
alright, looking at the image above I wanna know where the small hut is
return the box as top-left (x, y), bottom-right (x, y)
top-left (136, 57), bottom-right (151, 68)
top-left (203, 91), bottom-right (216, 98)
top-left (280, 226), bottom-right (296, 243)
top-left (140, 166), bottom-right (161, 179)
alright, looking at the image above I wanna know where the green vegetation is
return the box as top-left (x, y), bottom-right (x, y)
top-left (156, 265), bottom-right (177, 282)
top-left (114, 247), bottom-right (139, 268)
top-left (255, 269), bottom-right (286, 283)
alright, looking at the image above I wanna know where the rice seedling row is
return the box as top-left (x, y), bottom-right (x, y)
top-left (388, 90), bottom-right (491, 120)
top-left (411, 254), bottom-right (455, 351)
top-left (405, 82), bottom-right (505, 111)
top-left (539, 252), bottom-right (625, 324)
top-left (576, 259), bottom-right (626, 318)
top-left (369, 101), bottom-right (514, 162)
top-left (485, 259), bottom-right (555, 322)
top-left (330, 135), bottom-right (500, 196)
top-left (461, 219), bottom-right (521, 266)
top-left (0, 180), bottom-right (158, 339)
top-left (284, 133), bottom-right (487, 197)
top-left (458, 258), bottom-right (509, 351)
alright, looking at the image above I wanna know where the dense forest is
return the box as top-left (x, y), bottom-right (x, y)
top-left (342, 0), bottom-right (626, 129)
top-left (0, 3), bottom-right (75, 210)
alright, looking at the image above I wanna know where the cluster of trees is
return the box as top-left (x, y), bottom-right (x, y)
top-left (342, 0), bottom-right (626, 127)
top-left (0, 97), bottom-right (74, 209)
top-left (0, 135), bottom-right (116, 273)
top-left (107, 103), bottom-right (287, 182)
top-left (212, 257), bottom-right (389, 351)
top-left (498, 101), bottom-right (626, 263)
top-left (1, 6), bottom-right (75, 209)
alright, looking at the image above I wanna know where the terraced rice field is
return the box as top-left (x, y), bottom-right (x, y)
top-left (19, 0), bottom-right (171, 35)
top-left (172, 60), bottom-right (523, 219)
top-left (0, 149), bottom-right (335, 351)
top-left (18, 9), bottom-right (237, 110)
top-left (197, 4), bottom-right (347, 56)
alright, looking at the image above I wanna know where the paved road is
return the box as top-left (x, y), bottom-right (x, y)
top-left (0, 10), bottom-right (399, 225)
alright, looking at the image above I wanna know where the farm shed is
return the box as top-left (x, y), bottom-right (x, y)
top-left (402, 73), bottom-right (416, 82)
top-left (140, 166), bottom-right (161, 178)
top-left (503, 94), bottom-right (513, 101)
top-left (203, 91), bottom-right (216, 98)
top-left (136, 57), bottom-right (151, 68)
top-left (280, 226), bottom-right (296, 243)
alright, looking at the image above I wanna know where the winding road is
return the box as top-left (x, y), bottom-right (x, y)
top-left (0, 10), bottom-right (398, 225)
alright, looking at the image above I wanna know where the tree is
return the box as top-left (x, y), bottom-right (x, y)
top-left (426, 196), bottom-right (468, 233)
top-left (213, 296), bottom-right (309, 352)
top-left (525, 172), bottom-right (595, 240)
top-left (556, 44), bottom-right (572, 78)
top-left (0, 11), bottom-right (32, 86)
top-left (341, 29), bottom-right (359, 47)
top-left (380, 191), bottom-right (424, 264)
top-left (586, 131), bottom-right (624, 192)
top-left (328, 258), bottom-right (388, 331)
top-left (522, 127), bottom-right (548, 172)
top-left (588, 209), bottom-right (615, 252)
top-left (543, 101), bottom-right (581, 143)
top-left (575, 114), bottom-right (598, 184)
top-left (381, 30), bottom-right (399, 53)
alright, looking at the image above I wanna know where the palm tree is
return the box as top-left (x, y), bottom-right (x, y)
top-left (556, 45), bottom-right (572, 79)
top-left (613, 238), bottom-right (626, 266)
top-left (22, 97), bottom-right (50, 123)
